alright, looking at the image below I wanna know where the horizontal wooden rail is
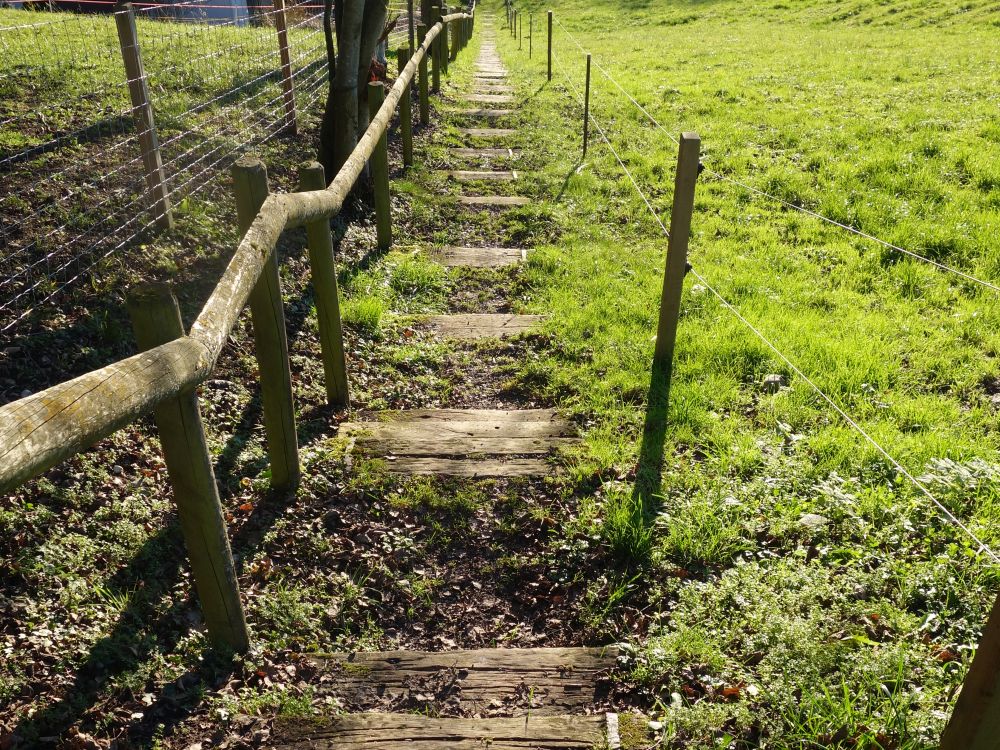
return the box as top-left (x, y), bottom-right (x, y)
top-left (0, 11), bottom-right (471, 495)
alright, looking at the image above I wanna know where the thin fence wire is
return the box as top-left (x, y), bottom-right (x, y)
top-left (549, 14), bottom-right (1000, 296)
top-left (548, 39), bottom-right (1000, 566)
top-left (0, 0), bottom-right (328, 333)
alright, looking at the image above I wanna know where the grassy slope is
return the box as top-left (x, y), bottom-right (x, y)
top-left (493, 0), bottom-right (1000, 746)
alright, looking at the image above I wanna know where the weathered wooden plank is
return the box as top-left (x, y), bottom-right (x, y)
top-left (428, 245), bottom-right (525, 267)
top-left (382, 457), bottom-right (558, 476)
top-left (426, 313), bottom-right (543, 339)
top-left (472, 85), bottom-right (515, 93)
top-left (458, 128), bottom-right (517, 138)
top-left (341, 419), bottom-right (572, 440)
top-left (464, 94), bottom-right (515, 104)
top-left (375, 408), bottom-right (563, 422)
top-left (354, 435), bottom-right (575, 456)
top-left (271, 713), bottom-right (608, 749)
top-left (448, 147), bottom-right (519, 158)
top-left (307, 647), bottom-right (617, 715)
top-left (458, 196), bottom-right (531, 207)
top-left (448, 170), bottom-right (518, 181)
top-left (456, 108), bottom-right (517, 117)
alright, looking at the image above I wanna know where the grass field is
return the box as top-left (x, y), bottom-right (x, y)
top-left (488, 0), bottom-right (1000, 746)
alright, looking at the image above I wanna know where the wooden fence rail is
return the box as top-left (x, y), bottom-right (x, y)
top-left (0, 8), bottom-right (474, 650)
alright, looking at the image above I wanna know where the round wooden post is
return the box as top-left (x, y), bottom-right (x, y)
top-left (583, 53), bottom-right (591, 158)
top-left (547, 10), bottom-right (552, 81)
top-left (518, 10), bottom-right (522, 49)
top-left (127, 283), bottom-right (250, 653)
top-left (272, 0), bottom-right (297, 134)
top-left (367, 82), bottom-right (392, 251)
top-left (430, 5), bottom-right (442, 92)
top-left (441, 5), bottom-right (449, 74)
top-left (654, 133), bottom-right (701, 369)
top-left (529, 13), bottom-right (532, 58)
top-left (232, 159), bottom-right (300, 492)
top-left (398, 47), bottom-right (414, 167)
top-left (417, 23), bottom-right (431, 124)
top-left (298, 163), bottom-right (350, 409)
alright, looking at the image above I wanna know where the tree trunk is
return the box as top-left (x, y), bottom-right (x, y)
top-left (319, 0), bottom-right (390, 184)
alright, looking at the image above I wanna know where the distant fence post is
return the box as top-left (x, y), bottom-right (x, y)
top-left (232, 159), bottom-right (300, 492)
top-left (272, 0), bottom-right (298, 135)
top-left (417, 23), bottom-right (431, 124)
top-left (546, 10), bottom-right (552, 80)
top-left (407, 0), bottom-right (415, 55)
top-left (440, 4), bottom-right (449, 75)
top-left (398, 47), bottom-right (414, 167)
top-left (528, 13), bottom-right (532, 58)
top-left (941, 592), bottom-right (1000, 750)
top-left (126, 282), bottom-right (249, 653)
top-left (518, 9), bottom-right (522, 49)
top-left (368, 82), bottom-right (393, 251)
top-left (582, 52), bottom-right (591, 158)
top-left (430, 4), bottom-right (442, 92)
top-left (115, 2), bottom-right (173, 231)
top-left (298, 162), bottom-right (350, 409)
top-left (450, 6), bottom-right (460, 61)
top-left (653, 132), bottom-right (700, 370)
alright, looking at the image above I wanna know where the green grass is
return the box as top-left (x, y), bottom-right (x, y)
top-left (490, 0), bottom-right (1000, 745)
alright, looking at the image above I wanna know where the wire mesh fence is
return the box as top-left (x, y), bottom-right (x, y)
top-left (0, 0), bottom-right (329, 334)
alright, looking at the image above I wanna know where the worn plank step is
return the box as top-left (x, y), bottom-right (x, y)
top-left (428, 245), bottom-right (526, 267)
top-left (457, 108), bottom-right (517, 117)
top-left (425, 313), bottom-right (543, 339)
top-left (307, 647), bottom-right (618, 716)
top-left (472, 85), bottom-right (515, 93)
top-left (448, 147), bottom-right (519, 158)
top-left (458, 128), bottom-right (517, 138)
top-left (464, 93), bottom-right (516, 104)
top-left (474, 72), bottom-right (508, 79)
top-left (341, 409), bottom-right (576, 476)
top-left (458, 195), bottom-right (531, 207)
top-left (271, 713), bottom-right (609, 749)
top-left (448, 170), bottom-right (518, 181)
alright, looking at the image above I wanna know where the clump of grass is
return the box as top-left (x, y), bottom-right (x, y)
top-left (342, 297), bottom-right (386, 335)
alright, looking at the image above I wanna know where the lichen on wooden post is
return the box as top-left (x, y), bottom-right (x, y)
top-left (367, 82), bottom-right (393, 251)
top-left (298, 162), bottom-right (350, 409)
top-left (417, 24), bottom-right (431, 124)
top-left (398, 46), bottom-right (414, 167)
top-left (232, 159), bottom-right (300, 491)
top-left (126, 282), bottom-right (249, 653)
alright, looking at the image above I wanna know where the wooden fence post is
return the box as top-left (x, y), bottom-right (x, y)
top-left (529, 13), bottom-right (532, 58)
top-left (298, 163), bottom-right (350, 409)
top-left (115, 2), bottom-right (173, 230)
top-left (126, 283), bottom-right (249, 652)
top-left (941, 592), bottom-right (1000, 750)
top-left (368, 82), bottom-right (392, 251)
top-left (450, 6), bottom-right (460, 61)
top-left (398, 47), bottom-right (414, 167)
top-left (407, 0), bottom-right (415, 56)
top-left (547, 10), bottom-right (552, 80)
top-left (232, 159), bottom-right (300, 491)
top-left (440, 4), bottom-right (449, 75)
top-left (582, 52), bottom-right (591, 158)
top-left (430, 5), bottom-right (441, 92)
top-left (272, 0), bottom-right (297, 135)
top-left (518, 10), bottom-right (522, 49)
top-left (417, 23), bottom-right (431, 124)
top-left (653, 132), bottom-right (700, 369)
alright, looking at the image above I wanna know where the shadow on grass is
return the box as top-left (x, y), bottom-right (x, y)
top-left (633, 360), bottom-right (671, 507)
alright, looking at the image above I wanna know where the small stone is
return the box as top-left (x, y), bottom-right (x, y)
top-left (799, 513), bottom-right (829, 529)
top-left (19, 389), bottom-right (31, 399)
top-left (762, 374), bottom-right (784, 393)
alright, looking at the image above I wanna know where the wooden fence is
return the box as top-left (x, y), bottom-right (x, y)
top-left (0, 5), bottom-right (475, 652)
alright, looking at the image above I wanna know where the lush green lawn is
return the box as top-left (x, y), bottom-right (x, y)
top-left (489, 0), bottom-right (1000, 746)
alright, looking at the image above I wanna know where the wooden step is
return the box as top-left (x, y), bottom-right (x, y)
top-left (458, 128), bottom-right (517, 138)
top-left (428, 245), bottom-right (526, 267)
top-left (341, 409), bottom-right (576, 476)
top-left (457, 108), bottom-right (517, 118)
top-left (449, 147), bottom-right (519, 159)
top-left (458, 195), bottom-right (531, 207)
top-left (464, 93), bottom-right (515, 104)
top-left (474, 72), bottom-right (508, 79)
top-left (271, 713), bottom-right (610, 749)
top-left (472, 85), bottom-right (514, 93)
top-left (448, 170), bottom-right (518, 181)
top-left (306, 646), bottom-right (618, 716)
top-left (425, 313), bottom-right (543, 339)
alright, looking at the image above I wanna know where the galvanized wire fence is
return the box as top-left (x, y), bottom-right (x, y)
top-left (0, 0), bottom-right (328, 334)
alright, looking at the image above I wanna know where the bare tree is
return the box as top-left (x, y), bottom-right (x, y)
top-left (318, 0), bottom-right (390, 183)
